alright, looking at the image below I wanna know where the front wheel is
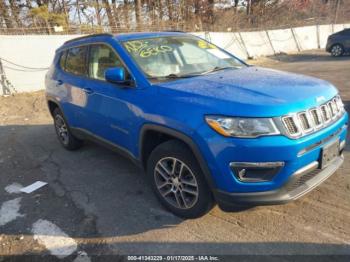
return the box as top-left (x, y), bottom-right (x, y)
top-left (147, 140), bottom-right (214, 218)
top-left (331, 44), bottom-right (344, 57)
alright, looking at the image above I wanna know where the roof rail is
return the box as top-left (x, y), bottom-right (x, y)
top-left (64, 33), bottom-right (114, 44)
top-left (163, 30), bottom-right (186, 33)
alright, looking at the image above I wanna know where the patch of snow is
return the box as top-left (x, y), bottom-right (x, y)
top-left (5, 183), bottom-right (23, 194)
top-left (32, 219), bottom-right (77, 258)
top-left (0, 197), bottom-right (24, 226)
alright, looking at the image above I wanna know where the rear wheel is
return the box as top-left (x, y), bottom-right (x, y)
top-left (147, 140), bottom-right (214, 218)
top-left (331, 44), bottom-right (344, 57)
top-left (53, 108), bottom-right (83, 150)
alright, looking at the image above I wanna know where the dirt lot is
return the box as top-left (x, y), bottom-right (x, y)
top-left (0, 50), bottom-right (350, 261)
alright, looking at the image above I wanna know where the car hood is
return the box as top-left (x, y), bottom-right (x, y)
top-left (155, 67), bottom-right (338, 117)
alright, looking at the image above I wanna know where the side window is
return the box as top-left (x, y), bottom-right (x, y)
top-left (59, 51), bottom-right (67, 70)
top-left (88, 44), bottom-right (125, 81)
top-left (65, 46), bottom-right (87, 75)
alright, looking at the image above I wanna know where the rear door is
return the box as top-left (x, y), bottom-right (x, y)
top-left (57, 46), bottom-right (89, 128)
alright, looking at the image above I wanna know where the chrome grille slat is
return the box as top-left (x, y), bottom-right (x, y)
top-left (298, 112), bottom-right (312, 131)
top-left (321, 105), bottom-right (331, 122)
top-left (281, 95), bottom-right (344, 138)
top-left (283, 116), bottom-right (298, 134)
top-left (310, 109), bottom-right (322, 127)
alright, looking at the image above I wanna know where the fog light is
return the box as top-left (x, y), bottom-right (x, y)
top-left (230, 162), bottom-right (284, 182)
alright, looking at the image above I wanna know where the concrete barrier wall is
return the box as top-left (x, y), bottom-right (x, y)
top-left (206, 32), bottom-right (248, 60)
top-left (294, 25), bottom-right (318, 50)
top-left (240, 31), bottom-right (274, 57)
top-left (319, 24), bottom-right (333, 48)
top-left (267, 28), bottom-right (297, 53)
top-left (333, 24), bottom-right (344, 33)
top-left (0, 35), bottom-right (81, 94)
top-left (0, 23), bottom-right (348, 95)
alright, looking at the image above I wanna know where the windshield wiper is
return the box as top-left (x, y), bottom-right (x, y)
top-left (200, 66), bottom-right (238, 75)
top-left (147, 73), bottom-right (199, 80)
top-left (147, 67), bottom-right (238, 81)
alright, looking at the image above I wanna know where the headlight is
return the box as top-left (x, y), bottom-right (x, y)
top-left (205, 116), bottom-right (280, 138)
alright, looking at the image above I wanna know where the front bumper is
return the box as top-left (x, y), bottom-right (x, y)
top-left (215, 155), bottom-right (344, 207)
top-left (196, 112), bottom-right (347, 193)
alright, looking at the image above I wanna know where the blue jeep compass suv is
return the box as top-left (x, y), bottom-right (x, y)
top-left (46, 32), bottom-right (347, 218)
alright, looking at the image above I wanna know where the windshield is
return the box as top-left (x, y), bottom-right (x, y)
top-left (122, 36), bottom-right (245, 80)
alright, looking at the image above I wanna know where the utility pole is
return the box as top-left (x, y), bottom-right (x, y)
top-left (334, 0), bottom-right (341, 24)
top-left (0, 59), bottom-right (14, 96)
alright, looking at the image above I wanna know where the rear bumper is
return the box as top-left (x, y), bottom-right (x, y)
top-left (214, 155), bottom-right (343, 207)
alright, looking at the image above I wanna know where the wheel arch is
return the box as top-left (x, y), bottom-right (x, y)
top-left (46, 96), bottom-right (62, 117)
top-left (139, 124), bottom-right (217, 190)
top-left (331, 42), bottom-right (344, 48)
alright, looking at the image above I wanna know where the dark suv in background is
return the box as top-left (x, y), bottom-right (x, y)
top-left (326, 28), bottom-right (350, 57)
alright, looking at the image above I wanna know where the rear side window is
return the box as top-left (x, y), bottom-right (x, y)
top-left (88, 44), bottom-right (124, 80)
top-left (59, 51), bottom-right (67, 70)
top-left (65, 46), bottom-right (87, 75)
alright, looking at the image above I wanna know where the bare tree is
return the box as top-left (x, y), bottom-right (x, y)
top-left (9, 0), bottom-right (22, 27)
top-left (94, 0), bottom-right (102, 26)
top-left (102, 0), bottom-right (116, 30)
top-left (135, 0), bottom-right (142, 29)
top-left (0, 0), bottom-right (13, 28)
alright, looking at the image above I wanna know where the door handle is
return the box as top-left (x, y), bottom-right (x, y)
top-left (83, 87), bottom-right (94, 94)
top-left (57, 80), bottom-right (63, 85)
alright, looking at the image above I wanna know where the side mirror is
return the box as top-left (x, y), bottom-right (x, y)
top-left (105, 67), bottom-right (126, 83)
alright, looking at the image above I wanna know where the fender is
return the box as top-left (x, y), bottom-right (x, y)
top-left (139, 123), bottom-right (217, 191)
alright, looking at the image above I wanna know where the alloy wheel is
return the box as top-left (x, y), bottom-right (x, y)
top-left (54, 114), bottom-right (69, 145)
top-left (331, 45), bottom-right (343, 56)
top-left (154, 157), bottom-right (199, 209)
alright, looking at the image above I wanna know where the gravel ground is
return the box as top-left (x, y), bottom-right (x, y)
top-left (0, 50), bottom-right (350, 261)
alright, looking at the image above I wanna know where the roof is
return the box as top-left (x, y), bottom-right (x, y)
top-left (57, 31), bottom-right (190, 52)
top-left (113, 31), bottom-right (187, 41)
top-left (63, 31), bottom-right (188, 45)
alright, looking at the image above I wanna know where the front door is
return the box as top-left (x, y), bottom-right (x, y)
top-left (82, 43), bottom-right (136, 151)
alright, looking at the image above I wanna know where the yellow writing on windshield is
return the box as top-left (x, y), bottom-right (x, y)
top-left (140, 45), bottom-right (173, 58)
top-left (198, 40), bottom-right (216, 49)
top-left (124, 40), bottom-right (148, 53)
top-left (125, 40), bottom-right (173, 58)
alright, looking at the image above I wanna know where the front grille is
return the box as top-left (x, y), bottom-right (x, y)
top-left (282, 95), bottom-right (344, 138)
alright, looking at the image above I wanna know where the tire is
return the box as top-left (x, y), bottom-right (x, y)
top-left (147, 140), bottom-right (214, 218)
top-left (53, 108), bottom-right (83, 150)
top-left (330, 44), bottom-right (344, 57)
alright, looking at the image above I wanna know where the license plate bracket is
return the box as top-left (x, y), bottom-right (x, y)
top-left (321, 139), bottom-right (340, 169)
